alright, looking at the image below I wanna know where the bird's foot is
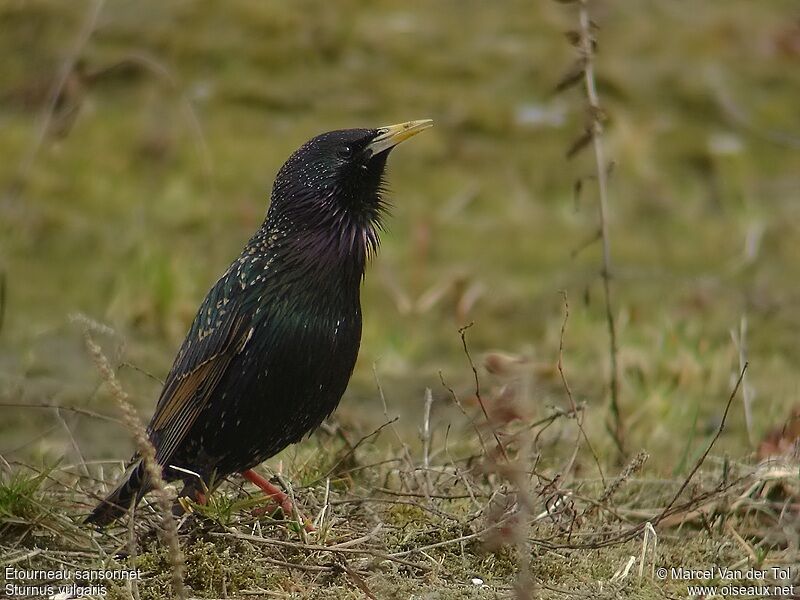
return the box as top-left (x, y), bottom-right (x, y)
top-left (241, 469), bottom-right (314, 532)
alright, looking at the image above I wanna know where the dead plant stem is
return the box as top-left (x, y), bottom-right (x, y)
top-left (578, 0), bottom-right (625, 456)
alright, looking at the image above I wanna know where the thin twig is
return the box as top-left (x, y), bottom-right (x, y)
top-left (0, 402), bottom-right (123, 424)
top-left (576, 0), bottom-right (625, 456)
top-left (118, 362), bottom-right (165, 385)
top-left (438, 370), bottom-right (489, 456)
top-left (53, 408), bottom-right (90, 479)
top-left (652, 363), bottom-right (748, 526)
top-left (320, 417), bottom-right (398, 482)
top-left (459, 323), bottom-right (509, 462)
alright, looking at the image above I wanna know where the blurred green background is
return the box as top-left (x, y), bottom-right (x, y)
top-left (1, 0), bottom-right (799, 468)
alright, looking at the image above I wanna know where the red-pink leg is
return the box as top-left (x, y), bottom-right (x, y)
top-left (241, 469), bottom-right (314, 531)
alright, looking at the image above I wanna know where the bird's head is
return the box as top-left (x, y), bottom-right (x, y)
top-left (267, 120), bottom-right (433, 261)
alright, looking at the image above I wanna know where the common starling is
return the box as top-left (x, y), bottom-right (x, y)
top-left (86, 120), bottom-right (433, 526)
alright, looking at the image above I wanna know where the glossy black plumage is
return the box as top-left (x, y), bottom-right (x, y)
top-left (87, 121), bottom-right (432, 525)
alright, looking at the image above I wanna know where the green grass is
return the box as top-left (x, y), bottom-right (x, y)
top-left (1, 0), bottom-right (800, 597)
top-left (0, 469), bottom-right (48, 519)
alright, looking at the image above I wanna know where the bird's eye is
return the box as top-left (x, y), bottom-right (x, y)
top-left (337, 146), bottom-right (353, 160)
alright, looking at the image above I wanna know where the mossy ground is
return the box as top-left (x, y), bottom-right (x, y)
top-left (2, 1), bottom-right (799, 598)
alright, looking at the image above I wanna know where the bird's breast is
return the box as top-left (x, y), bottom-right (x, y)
top-left (243, 294), bottom-right (362, 394)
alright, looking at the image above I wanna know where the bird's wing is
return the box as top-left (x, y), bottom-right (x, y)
top-left (147, 272), bottom-right (254, 467)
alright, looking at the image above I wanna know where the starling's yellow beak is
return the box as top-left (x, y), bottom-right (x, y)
top-left (367, 119), bottom-right (433, 156)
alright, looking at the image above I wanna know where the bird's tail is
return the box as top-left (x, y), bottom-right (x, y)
top-left (85, 461), bottom-right (149, 526)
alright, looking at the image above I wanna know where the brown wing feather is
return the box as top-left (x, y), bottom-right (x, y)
top-left (146, 277), bottom-right (253, 467)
